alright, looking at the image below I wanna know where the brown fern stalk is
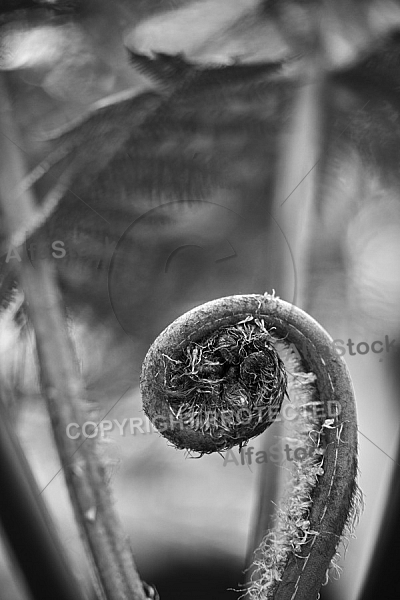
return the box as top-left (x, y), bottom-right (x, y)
top-left (0, 74), bottom-right (147, 600)
top-left (140, 293), bottom-right (359, 600)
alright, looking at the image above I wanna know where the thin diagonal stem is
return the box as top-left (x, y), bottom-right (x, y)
top-left (0, 396), bottom-right (90, 600)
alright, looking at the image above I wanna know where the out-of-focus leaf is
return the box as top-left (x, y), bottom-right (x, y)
top-left (0, 52), bottom-right (292, 337)
top-left (126, 0), bottom-right (262, 63)
top-left (4, 10), bottom-right (400, 338)
top-left (0, 0), bottom-right (77, 70)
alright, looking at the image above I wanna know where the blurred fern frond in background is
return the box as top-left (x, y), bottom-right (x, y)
top-left (2, 1), bottom-right (400, 600)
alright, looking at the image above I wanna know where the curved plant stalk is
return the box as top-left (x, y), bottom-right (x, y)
top-left (140, 293), bottom-right (359, 600)
top-left (249, 58), bottom-right (324, 571)
top-left (249, 1), bottom-right (329, 582)
top-left (0, 74), bottom-right (147, 600)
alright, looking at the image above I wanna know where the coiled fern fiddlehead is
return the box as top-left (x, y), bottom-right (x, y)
top-left (141, 293), bottom-right (360, 600)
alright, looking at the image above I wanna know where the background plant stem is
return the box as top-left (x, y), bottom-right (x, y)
top-left (0, 73), bottom-right (147, 600)
top-left (0, 394), bottom-right (90, 600)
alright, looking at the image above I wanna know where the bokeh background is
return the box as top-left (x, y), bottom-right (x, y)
top-left (1, 1), bottom-right (400, 599)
